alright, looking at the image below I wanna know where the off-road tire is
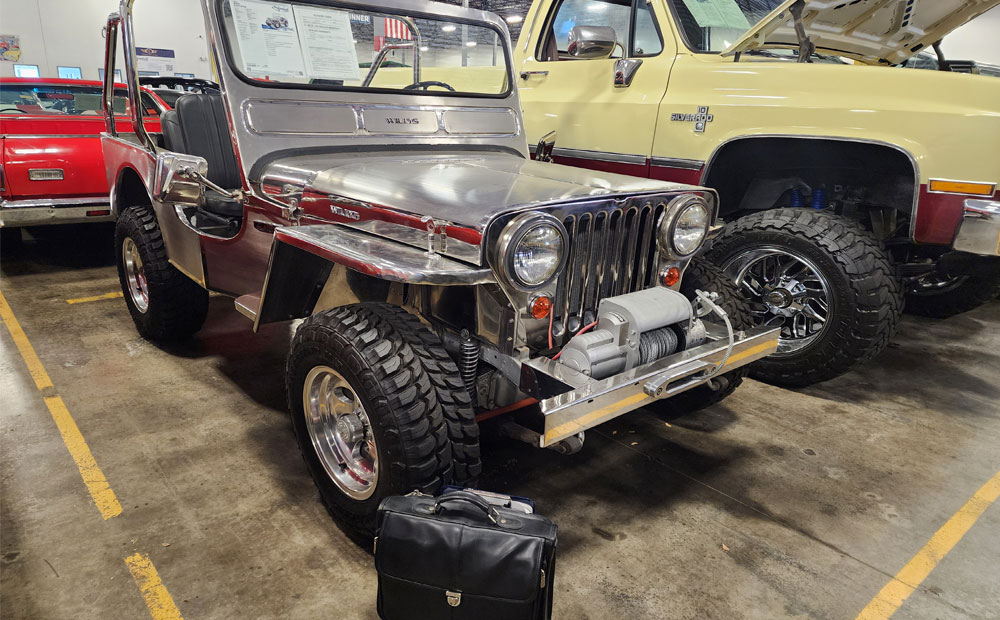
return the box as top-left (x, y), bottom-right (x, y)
top-left (115, 206), bottom-right (208, 341)
top-left (649, 259), bottom-right (753, 415)
top-left (704, 208), bottom-right (902, 386)
top-left (905, 269), bottom-right (1000, 318)
top-left (286, 305), bottom-right (453, 536)
top-left (366, 304), bottom-right (482, 485)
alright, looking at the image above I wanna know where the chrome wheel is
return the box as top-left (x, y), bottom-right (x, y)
top-left (909, 272), bottom-right (969, 296)
top-left (122, 237), bottom-right (149, 313)
top-left (723, 247), bottom-right (832, 356)
top-left (302, 366), bottom-right (378, 501)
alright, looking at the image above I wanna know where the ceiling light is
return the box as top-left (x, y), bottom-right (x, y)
top-left (442, 24), bottom-right (457, 32)
top-left (466, 41), bottom-right (477, 47)
top-left (420, 46), bottom-right (429, 51)
top-left (505, 15), bottom-right (523, 24)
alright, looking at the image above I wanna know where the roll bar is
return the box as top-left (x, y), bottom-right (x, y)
top-left (102, 0), bottom-right (155, 152)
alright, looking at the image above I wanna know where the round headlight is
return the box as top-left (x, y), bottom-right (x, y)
top-left (497, 213), bottom-right (568, 290)
top-left (659, 196), bottom-right (710, 257)
top-left (514, 224), bottom-right (564, 286)
top-left (672, 202), bottom-right (709, 256)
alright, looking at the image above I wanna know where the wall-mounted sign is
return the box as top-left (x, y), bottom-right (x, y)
top-left (136, 47), bottom-right (176, 74)
top-left (1, 34), bottom-right (22, 62)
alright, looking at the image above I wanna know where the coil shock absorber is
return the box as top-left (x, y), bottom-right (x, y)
top-left (459, 330), bottom-right (480, 399)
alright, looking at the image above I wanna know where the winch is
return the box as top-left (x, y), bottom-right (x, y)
top-left (557, 288), bottom-right (706, 380)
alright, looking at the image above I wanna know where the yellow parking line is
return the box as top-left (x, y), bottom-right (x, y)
top-left (66, 291), bottom-right (124, 305)
top-left (854, 470), bottom-right (1000, 620)
top-left (0, 289), bottom-right (123, 520)
top-left (125, 553), bottom-right (184, 620)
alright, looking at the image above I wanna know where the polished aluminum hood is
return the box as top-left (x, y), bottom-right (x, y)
top-left (722, 0), bottom-right (1000, 66)
top-left (255, 150), bottom-right (700, 265)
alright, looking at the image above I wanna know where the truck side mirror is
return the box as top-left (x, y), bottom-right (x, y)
top-left (567, 26), bottom-right (618, 60)
top-left (152, 152), bottom-right (207, 205)
top-left (535, 131), bottom-right (557, 163)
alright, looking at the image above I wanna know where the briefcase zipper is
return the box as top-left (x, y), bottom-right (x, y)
top-left (540, 568), bottom-right (546, 589)
top-left (373, 536), bottom-right (378, 555)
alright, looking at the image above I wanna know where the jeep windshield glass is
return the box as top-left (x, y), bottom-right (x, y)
top-left (668, 0), bottom-right (784, 53)
top-left (219, 0), bottom-right (512, 97)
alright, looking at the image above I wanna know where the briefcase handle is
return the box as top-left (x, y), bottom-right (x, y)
top-left (433, 491), bottom-right (501, 525)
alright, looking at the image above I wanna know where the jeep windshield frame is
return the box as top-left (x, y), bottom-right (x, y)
top-left (215, 0), bottom-right (515, 99)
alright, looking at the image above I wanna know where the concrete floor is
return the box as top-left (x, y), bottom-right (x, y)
top-left (1, 227), bottom-right (998, 620)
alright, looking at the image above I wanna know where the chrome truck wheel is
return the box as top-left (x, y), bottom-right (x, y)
top-left (722, 246), bottom-right (831, 355)
top-left (704, 208), bottom-right (902, 386)
top-left (114, 206), bottom-right (208, 342)
top-left (286, 304), bottom-right (454, 537)
top-left (302, 366), bottom-right (378, 500)
top-left (122, 237), bottom-right (150, 313)
top-left (904, 262), bottom-right (1000, 318)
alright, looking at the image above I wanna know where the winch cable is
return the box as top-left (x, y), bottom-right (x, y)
top-left (695, 289), bottom-right (735, 380)
top-left (552, 321), bottom-right (599, 361)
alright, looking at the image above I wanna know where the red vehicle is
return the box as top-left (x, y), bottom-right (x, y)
top-left (0, 78), bottom-right (166, 245)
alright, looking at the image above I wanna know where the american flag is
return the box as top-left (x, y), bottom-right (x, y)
top-left (384, 17), bottom-right (412, 40)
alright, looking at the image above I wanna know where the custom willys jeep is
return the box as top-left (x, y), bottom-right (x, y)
top-left (101, 0), bottom-right (778, 532)
top-left (514, 0), bottom-right (1000, 386)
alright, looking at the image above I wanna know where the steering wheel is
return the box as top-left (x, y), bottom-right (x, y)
top-left (403, 80), bottom-right (456, 92)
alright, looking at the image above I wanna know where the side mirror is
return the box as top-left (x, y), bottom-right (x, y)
top-left (535, 131), bottom-right (557, 163)
top-left (567, 26), bottom-right (618, 60)
top-left (152, 152), bottom-right (206, 205)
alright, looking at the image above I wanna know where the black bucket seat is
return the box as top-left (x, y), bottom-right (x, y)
top-left (160, 94), bottom-right (242, 218)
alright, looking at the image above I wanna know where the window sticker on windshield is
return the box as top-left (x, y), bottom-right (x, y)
top-left (680, 0), bottom-right (751, 30)
top-left (292, 6), bottom-right (361, 82)
top-left (231, 0), bottom-right (307, 79)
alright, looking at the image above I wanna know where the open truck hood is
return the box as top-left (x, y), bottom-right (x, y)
top-left (722, 0), bottom-right (1000, 66)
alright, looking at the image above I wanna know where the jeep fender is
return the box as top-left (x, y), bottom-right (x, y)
top-left (253, 224), bottom-right (494, 330)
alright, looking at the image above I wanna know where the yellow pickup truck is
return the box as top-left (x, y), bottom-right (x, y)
top-left (514, 0), bottom-right (1000, 386)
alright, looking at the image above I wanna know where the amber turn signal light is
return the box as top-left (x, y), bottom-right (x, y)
top-left (530, 295), bottom-right (553, 319)
top-left (662, 267), bottom-right (681, 287)
top-left (928, 180), bottom-right (996, 197)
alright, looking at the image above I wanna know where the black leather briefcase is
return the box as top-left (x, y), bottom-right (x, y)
top-left (375, 490), bottom-right (557, 620)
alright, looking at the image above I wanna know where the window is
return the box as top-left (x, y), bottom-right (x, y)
top-left (174, 72), bottom-right (196, 78)
top-left (138, 70), bottom-right (160, 77)
top-left (667, 0), bottom-right (783, 53)
top-left (0, 83), bottom-right (151, 117)
top-left (98, 68), bottom-right (124, 83)
top-left (14, 64), bottom-right (40, 78)
top-left (58, 66), bottom-right (83, 80)
top-left (539, 0), bottom-right (663, 62)
top-left (219, 0), bottom-right (512, 97)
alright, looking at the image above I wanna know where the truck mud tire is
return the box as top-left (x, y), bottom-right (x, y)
top-left (286, 305), bottom-right (454, 536)
top-left (365, 304), bottom-right (482, 486)
top-left (704, 208), bottom-right (902, 387)
top-left (650, 259), bottom-right (753, 415)
top-left (114, 206), bottom-right (209, 342)
top-left (905, 269), bottom-right (1000, 318)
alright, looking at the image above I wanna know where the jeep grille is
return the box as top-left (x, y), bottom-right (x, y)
top-left (551, 201), bottom-right (665, 337)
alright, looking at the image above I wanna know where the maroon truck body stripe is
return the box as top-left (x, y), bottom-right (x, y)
top-left (649, 164), bottom-right (704, 186)
top-left (913, 186), bottom-right (1000, 246)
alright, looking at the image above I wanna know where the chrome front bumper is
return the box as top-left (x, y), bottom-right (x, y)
top-left (954, 199), bottom-right (1000, 257)
top-left (522, 324), bottom-right (780, 447)
top-left (0, 198), bottom-right (113, 228)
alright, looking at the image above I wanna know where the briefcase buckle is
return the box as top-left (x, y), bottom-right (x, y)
top-left (446, 591), bottom-right (462, 607)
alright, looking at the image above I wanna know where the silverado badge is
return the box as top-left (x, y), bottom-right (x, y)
top-left (671, 106), bottom-right (714, 133)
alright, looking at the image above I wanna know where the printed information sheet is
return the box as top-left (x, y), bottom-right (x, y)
top-left (293, 6), bottom-right (361, 82)
top-left (230, 0), bottom-right (307, 79)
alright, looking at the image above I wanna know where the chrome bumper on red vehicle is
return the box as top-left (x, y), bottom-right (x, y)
top-left (954, 199), bottom-right (1000, 257)
top-left (0, 198), bottom-right (113, 228)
